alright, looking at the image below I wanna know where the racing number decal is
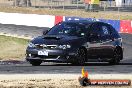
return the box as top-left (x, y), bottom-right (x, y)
top-left (102, 26), bottom-right (109, 35)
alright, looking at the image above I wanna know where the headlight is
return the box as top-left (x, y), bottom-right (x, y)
top-left (58, 45), bottom-right (71, 49)
top-left (28, 42), bottom-right (35, 48)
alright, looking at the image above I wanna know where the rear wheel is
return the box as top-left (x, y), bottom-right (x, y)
top-left (109, 48), bottom-right (122, 65)
top-left (29, 60), bottom-right (42, 66)
top-left (72, 48), bottom-right (86, 66)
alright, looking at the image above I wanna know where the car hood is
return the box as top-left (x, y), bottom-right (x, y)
top-left (31, 35), bottom-right (85, 45)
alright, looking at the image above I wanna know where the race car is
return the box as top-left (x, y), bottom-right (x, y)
top-left (26, 20), bottom-right (123, 66)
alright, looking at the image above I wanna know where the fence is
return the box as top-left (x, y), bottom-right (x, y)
top-left (0, 0), bottom-right (132, 12)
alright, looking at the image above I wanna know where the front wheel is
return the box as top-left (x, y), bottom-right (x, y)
top-left (72, 48), bottom-right (86, 66)
top-left (29, 60), bottom-right (42, 66)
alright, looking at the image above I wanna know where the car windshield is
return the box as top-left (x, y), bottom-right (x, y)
top-left (47, 22), bottom-right (90, 37)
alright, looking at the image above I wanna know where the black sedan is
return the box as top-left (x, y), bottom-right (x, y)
top-left (26, 20), bottom-right (123, 66)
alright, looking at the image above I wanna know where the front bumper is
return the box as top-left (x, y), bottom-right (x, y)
top-left (26, 48), bottom-right (77, 63)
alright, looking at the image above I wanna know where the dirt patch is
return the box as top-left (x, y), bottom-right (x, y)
top-left (0, 74), bottom-right (131, 88)
top-left (0, 79), bottom-right (80, 88)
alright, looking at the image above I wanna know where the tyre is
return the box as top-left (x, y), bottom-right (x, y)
top-left (29, 60), bottom-right (42, 66)
top-left (109, 48), bottom-right (122, 65)
top-left (72, 48), bottom-right (86, 65)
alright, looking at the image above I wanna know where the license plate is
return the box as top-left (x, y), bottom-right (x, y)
top-left (38, 51), bottom-right (48, 56)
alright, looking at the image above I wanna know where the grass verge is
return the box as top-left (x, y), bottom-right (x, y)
top-left (0, 35), bottom-right (29, 60)
top-left (0, 6), bottom-right (132, 20)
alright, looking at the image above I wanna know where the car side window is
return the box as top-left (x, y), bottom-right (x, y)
top-left (108, 24), bottom-right (121, 39)
top-left (88, 23), bottom-right (102, 42)
top-left (99, 23), bottom-right (111, 41)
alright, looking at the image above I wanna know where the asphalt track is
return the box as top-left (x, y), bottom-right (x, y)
top-left (0, 24), bottom-right (132, 74)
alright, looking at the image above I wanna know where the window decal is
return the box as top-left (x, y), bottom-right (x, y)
top-left (102, 26), bottom-right (109, 35)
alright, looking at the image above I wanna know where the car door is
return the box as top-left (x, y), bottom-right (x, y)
top-left (86, 23), bottom-right (103, 57)
top-left (99, 23), bottom-right (114, 57)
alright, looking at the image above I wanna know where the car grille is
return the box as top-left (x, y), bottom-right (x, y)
top-left (35, 44), bottom-right (58, 49)
top-left (32, 54), bottom-right (59, 59)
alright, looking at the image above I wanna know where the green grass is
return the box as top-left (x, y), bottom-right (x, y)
top-left (0, 35), bottom-right (29, 60)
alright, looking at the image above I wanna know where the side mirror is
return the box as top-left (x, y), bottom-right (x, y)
top-left (43, 30), bottom-right (49, 35)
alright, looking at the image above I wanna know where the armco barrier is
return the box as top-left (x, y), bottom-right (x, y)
top-left (54, 16), bottom-right (63, 25)
top-left (0, 12), bottom-right (55, 28)
top-left (65, 17), bottom-right (99, 22)
top-left (0, 12), bottom-right (132, 34)
top-left (120, 20), bottom-right (132, 33)
top-left (65, 17), bottom-right (82, 21)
